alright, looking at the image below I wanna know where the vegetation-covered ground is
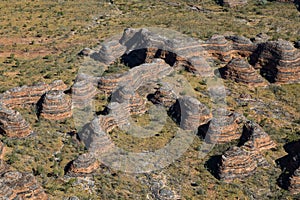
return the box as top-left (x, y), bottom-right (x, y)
top-left (0, 0), bottom-right (299, 199)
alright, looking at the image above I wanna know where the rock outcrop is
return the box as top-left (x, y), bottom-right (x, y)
top-left (219, 146), bottom-right (257, 182)
top-left (0, 141), bottom-right (5, 160)
top-left (170, 96), bottom-right (212, 130)
top-left (0, 80), bottom-right (67, 108)
top-left (289, 167), bottom-right (300, 194)
top-left (0, 142), bottom-right (7, 174)
top-left (202, 108), bottom-right (241, 144)
top-left (67, 153), bottom-right (100, 176)
top-left (149, 84), bottom-right (177, 108)
top-left (0, 171), bottom-right (48, 200)
top-left (221, 0), bottom-right (248, 7)
top-left (223, 58), bottom-right (268, 86)
top-left (251, 39), bottom-right (300, 84)
top-left (203, 35), bottom-right (255, 62)
top-left (0, 103), bottom-right (32, 138)
top-left (40, 90), bottom-right (72, 120)
top-left (71, 79), bottom-right (98, 108)
top-left (241, 121), bottom-right (276, 152)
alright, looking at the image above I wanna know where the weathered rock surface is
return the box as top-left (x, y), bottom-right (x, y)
top-left (221, 0), bottom-right (248, 7)
top-left (0, 141), bottom-right (5, 160)
top-left (71, 79), bottom-right (98, 108)
top-left (0, 103), bottom-right (32, 138)
top-left (223, 58), bottom-right (268, 86)
top-left (251, 39), bottom-right (300, 83)
top-left (219, 146), bottom-right (257, 182)
top-left (40, 90), bottom-right (72, 120)
top-left (202, 108), bottom-right (241, 144)
top-left (289, 167), bottom-right (300, 194)
top-left (91, 39), bottom-right (126, 65)
top-left (0, 80), bottom-right (67, 108)
top-left (170, 96), bottom-right (212, 130)
top-left (67, 153), bottom-right (99, 176)
top-left (149, 83), bottom-right (177, 108)
top-left (0, 142), bottom-right (7, 175)
top-left (203, 35), bottom-right (255, 62)
top-left (241, 121), bottom-right (276, 152)
top-left (0, 171), bottom-right (48, 200)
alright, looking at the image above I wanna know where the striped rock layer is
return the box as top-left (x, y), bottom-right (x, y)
top-left (0, 171), bottom-right (48, 200)
top-left (0, 103), bottom-right (32, 138)
top-left (40, 90), bottom-right (72, 120)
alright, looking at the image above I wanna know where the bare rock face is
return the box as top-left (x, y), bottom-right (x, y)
top-left (289, 167), bottom-right (300, 194)
top-left (0, 80), bottom-right (67, 108)
top-left (223, 58), bottom-right (268, 86)
top-left (241, 121), bottom-right (276, 152)
top-left (0, 103), bottom-right (32, 138)
top-left (219, 146), bottom-right (257, 182)
top-left (0, 142), bottom-right (7, 175)
top-left (67, 153), bottom-right (99, 176)
top-left (72, 79), bottom-right (98, 108)
top-left (91, 39), bottom-right (127, 65)
top-left (40, 90), bottom-right (72, 120)
top-left (221, 0), bottom-right (248, 7)
top-left (171, 96), bottom-right (212, 130)
top-left (203, 108), bottom-right (241, 144)
top-left (203, 34), bottom-right (255, 62)
top-left (251, 39), bottom-right (300, 84)
top-left (0, 171), bottom-right (48, 200)
top-left (0, 141), bottom-right (5, 160)
top-left (149, 84), bottom-right (177, 108)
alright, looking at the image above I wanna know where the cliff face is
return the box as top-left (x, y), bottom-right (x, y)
top-left (0, 103), bottom-right (32, 138)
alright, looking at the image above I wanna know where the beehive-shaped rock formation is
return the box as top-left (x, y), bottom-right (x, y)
top-left (203, 35), bottom-right (255, 62)
top-left (170, 96), bottom-right (212, 130)
top-left (252, 39), bottom-right (300, 84)
top-left (0, 80), bottom-right (67, 108)
top-left (224, 58), bottom-right (268, 86)
top-left (241, 121), bottom-right (276, 152)
top-left (219, 146), bottom-right (257, 182)
top-left (67, 153), bottom-right (100, 176)
top-left (40, 90), bottom-right (72, 120)
top-left (71, 79), bottom-right (98, 107)
top-left (203, 108), bottom-right (241, 144)
top-left (0, 103), bottom-right (32, 138)
top-left (0, 171), bottom-right (48, 200)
